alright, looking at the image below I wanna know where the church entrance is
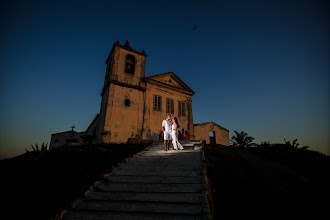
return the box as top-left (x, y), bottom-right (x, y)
top-left (209, 131), bottom-right (216, 144)
top-left (66, 139), bottom-right (78, 146)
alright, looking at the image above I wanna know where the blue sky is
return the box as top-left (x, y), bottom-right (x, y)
top-left (0, 0), bottom-right (328, 157)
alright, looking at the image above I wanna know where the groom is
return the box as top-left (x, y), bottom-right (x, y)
top-left (162, 114), bottom-right (172, 151)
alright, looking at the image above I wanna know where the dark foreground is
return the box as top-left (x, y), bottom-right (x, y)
top-left (1, 144), bottom-right (149, 220)
top-left (1, 143), bottom-right (329, 219)
top-left (204, 144), bottom-right (330, 218)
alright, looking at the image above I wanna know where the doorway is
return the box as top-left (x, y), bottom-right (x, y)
top-left (209, 131), bottom-right (216, 144)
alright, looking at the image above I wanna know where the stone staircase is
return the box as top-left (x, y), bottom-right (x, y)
top-left (61, 141), bottom-right (208, 220)
top-left (152, 140), bottom-right (203, 150)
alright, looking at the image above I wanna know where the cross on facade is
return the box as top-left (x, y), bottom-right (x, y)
top-left (71, 125), bottom-right (75, 131)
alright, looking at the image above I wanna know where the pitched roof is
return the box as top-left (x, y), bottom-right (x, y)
top-left (193, 121), bottom-right (229, 131)
top-left (51, 130), bottom-right (85, 136)
top-left (144, 72), bottom-right (195, 96)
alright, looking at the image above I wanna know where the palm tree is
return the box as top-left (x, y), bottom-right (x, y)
top-left (230, 131), bottom-right (256, 149)
top-left (284, 139), bottom-right (299, 149)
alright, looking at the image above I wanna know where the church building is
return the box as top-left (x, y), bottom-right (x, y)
top-left (50, 40), bottom-right (229, 148)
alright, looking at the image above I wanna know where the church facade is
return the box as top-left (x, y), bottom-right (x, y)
top-left (50, 40), bottom-right (229, 148)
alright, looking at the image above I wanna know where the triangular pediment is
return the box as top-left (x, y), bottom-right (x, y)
top-left (152, 74), bottom-right (181, 87)
top-left (145, 72), bottom-right (195, 95)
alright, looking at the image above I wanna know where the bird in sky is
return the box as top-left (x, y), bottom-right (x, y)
top-left (192, 25), bottom-right (197, 30)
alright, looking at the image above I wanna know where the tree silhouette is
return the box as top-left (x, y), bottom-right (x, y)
top-left (284, 139), bottom-right (299, 148)
top-left (230, 131), bottom-right (256, 149)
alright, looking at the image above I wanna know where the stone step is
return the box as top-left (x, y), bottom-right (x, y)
top-left (151, 141), bottom-right (202, 148)
top-left (86, 191), bottom-right (203, 203)
top-left (153, 140), bottom-right (202, 145)
top-left (150, 146), bottom-right (195, 151)
top-left (151, 145), bottom-right (195, 149)
top-left (118, 164), bottom-right (200, 171)
top-left (61, 144), bottom-right (206, 220)
top-left (140, 156), bottom-right (200, 160)
top-left (131, 151), bottom-right (199, 155)
top-left (131, 156), bottom-right (200, 161)
top-left (63, 211), bottom-right (202, 220)
top-left (124, 161), bottom-right (200, 167)
top-left (105, 175), bottom-right (201, 183)
top-left (141, 149), bottom-right (198, 152)
top-left (152, 142), bottom-right (196, 146)
top-left (131, 158), bottom-right (200, 162)
top-left (95, 182), bottom-right (202, 193)
top-left (73, 201), bottom-right (202, 215)
top-left (180, 140), bottom-right (203, 144)
top-left (125, 158), bottom-right (201, 164)
top-left (152, 145), bottom-right (195, 148)
top-left (132, 154), bottom-right (201, 160)
top-left (113, 169), bottom-right (201, 177)
top-left (141, 153), bottom-right (200, 157)
top-left (144, 149), bottom-right (199, 153)
top-left (126, 156), bottom-right (201, 162)
top-left (124, 161), bottom-right (201, 168)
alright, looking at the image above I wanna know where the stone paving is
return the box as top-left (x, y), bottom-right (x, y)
top-left (62, 141), bottom-right (208, 220)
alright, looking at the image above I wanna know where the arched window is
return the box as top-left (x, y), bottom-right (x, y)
top-left (125, 55), bottom-right (135, 74)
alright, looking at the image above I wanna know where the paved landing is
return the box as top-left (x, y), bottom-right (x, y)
top-left (62, 143), bottom-right (207, 220)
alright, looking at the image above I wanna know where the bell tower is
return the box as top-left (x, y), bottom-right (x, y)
top-left (103, 40), bottom-right (147, 90)
top-left (96, 40), bottom-right (148, 144)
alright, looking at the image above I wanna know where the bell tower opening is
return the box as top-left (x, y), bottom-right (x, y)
top-left (125, 54), bottom-right (135, 74)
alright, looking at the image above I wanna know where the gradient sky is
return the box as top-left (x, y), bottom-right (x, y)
top-left (1, 0), bottom-right (328, 158)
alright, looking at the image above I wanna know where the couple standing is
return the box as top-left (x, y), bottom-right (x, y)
top-left (162, 114), bottom-right (184, 151)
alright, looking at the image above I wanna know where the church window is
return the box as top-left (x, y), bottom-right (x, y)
top-left (166, 98), bottom-right (174, 114)
top-left (178, 101), bottom-right (185, 116)
top-left (154, 95), bottom-right (162, 111)
top-left (125, 99), bottom-right (131, 107)
top-left (125, 54), bottom-right (135, 74)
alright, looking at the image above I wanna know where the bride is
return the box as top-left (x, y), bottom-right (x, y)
top-left (171, 117), bottom-right (184, 150)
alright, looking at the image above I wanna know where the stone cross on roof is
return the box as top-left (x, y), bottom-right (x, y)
top-left (71, 125), bottom-right (75, 131)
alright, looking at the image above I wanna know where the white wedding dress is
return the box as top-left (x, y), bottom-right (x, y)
top-left (171, 124), bottom-right (183, 150)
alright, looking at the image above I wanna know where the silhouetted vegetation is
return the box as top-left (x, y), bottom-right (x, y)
top-left (230, 130), bottom-right (326, 163)
top-left (25, 142), bottom-right (49, 167)
top-left (1, 143), bottom-right (149, 220)
top-left (230, 130), bottom-right (256, 149)
top-left (248, 139), bottom-right (326, 161)
top-left (204, 143), bottom-right (329, 218)
top-left (206, 131), bottom-right (330, 218)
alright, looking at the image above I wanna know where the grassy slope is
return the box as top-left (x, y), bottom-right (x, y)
top-left (0, 144), bottom-right (149, 220)
top-left (204, 144), bottom-right (329, 218)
